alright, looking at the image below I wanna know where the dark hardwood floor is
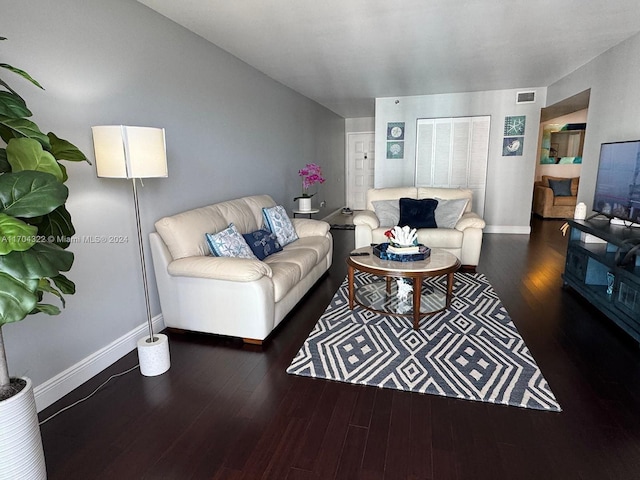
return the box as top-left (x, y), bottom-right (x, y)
top-left (39, 218), bottom-right (640, 479)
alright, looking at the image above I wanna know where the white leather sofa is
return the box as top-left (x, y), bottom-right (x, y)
top-left (353, 187), bottom-right (485, 269)
top-left (150, 194), bottom-right (333, 344)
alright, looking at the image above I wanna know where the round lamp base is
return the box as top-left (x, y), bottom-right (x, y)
top-left (137, 333), bottom-right (170, 376)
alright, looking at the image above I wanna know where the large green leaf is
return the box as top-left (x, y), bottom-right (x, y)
top-left (51, 273), bottom-right (75, 295)
top-left (6, 137), bottom-right (64, 181)
top-left (0, 91), bottom-right (31, 118)
top-left (0, 63), bottom-right (44, 90)
top-left (0, 213), bottom-right (37, 255)
top-left (0, 170), bottom-right (67, 218)
top-left (0, 149), bottom-right (10, 173)
top-left (30, 303), bottom-right (60, 316)
top-left (0, 242), bottom-right (74, 279)
top-left (47, 133), bottom-right (89, 163)
top-left (0, 273), bottom-right (38, 326)
top-left (36, 278), bottom-right (65, 308)
top-left (0, 116), bottom-right (50, 148)
top-left (36, 205), bottom-right (74, 249)
top-left (0, 78), bottom-right (22, 101)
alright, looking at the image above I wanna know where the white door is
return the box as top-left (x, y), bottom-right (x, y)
top-left (347, 132), bottom-right (375, 210)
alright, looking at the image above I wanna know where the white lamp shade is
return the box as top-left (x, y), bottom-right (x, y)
top-left (92, 125), bottom-right (168, 179)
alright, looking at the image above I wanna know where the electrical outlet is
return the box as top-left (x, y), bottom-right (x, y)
top-left (320, 200), bottom-right (326, 207)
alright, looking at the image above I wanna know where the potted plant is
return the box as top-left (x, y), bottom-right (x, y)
top-left (293, 163), bottom-right (325, 211)
top-left (0, 36), bottom-right (87, 478)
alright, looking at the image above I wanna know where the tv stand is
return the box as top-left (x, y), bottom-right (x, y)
top-left (563, 219), bottom-right (640, 343)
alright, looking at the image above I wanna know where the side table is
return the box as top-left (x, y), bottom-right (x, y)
top-left (293, 208), bottom-right (320, 218)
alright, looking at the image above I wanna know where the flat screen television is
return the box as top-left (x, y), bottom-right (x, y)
top-left (593, 140), bottom-right (640, 223)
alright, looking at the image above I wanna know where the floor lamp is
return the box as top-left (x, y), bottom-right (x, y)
top-left (91, 125), bottom-right (171, 377)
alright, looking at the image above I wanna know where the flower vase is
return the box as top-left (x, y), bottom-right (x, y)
top-left (298, 197), bottom-right (312, 212)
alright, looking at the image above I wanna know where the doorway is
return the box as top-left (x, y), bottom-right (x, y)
top-left (346, 132), bottom-right (375, 210)
top-left (532, 89), bottom-right (590, 226)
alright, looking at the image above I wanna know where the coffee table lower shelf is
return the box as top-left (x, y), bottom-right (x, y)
top-left (347, 246), bottom-right (460, 330)
top-left (354, 280), bottom-right (448, 318)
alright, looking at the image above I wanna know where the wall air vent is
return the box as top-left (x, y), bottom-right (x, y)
top-left (516, 91), bottom-right (536, 104)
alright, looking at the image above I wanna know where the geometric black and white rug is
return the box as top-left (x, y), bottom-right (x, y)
top-left (287, 271), bottom-right (561, 412)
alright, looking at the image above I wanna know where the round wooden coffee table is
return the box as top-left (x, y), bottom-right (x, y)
top-left (346, 246), bottom-right (461, 329)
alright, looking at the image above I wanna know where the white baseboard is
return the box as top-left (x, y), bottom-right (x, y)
top-left (33, 314), bottom-right (165, 412)
top-left (484, 225), bottom-right (531, 234)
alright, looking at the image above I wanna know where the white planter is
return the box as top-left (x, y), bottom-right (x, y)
top-left (298, 197), bottom-right (312, 212)
top-left (0, 377), bottom-right (46, 479)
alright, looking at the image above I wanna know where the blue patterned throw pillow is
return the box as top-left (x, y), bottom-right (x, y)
top-left (242, 229), bottom-right (283, 260)
top-left (262, 205), bottom-right (298, 246)
top-left (205, 223), bottom-right (257, 259)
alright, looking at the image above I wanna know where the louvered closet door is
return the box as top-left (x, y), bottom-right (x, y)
top-left (347, 133), bottom-right (375, 210)
top-left (415, 116), bottom-right (490, 217)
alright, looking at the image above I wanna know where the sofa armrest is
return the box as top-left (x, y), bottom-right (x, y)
top-left (353, 210), bottom-right (380, 230)
top-left (533, 185), bottom-right (554, 216)
top-left (291, 218), bottom-right (330, 238)
top-left (455, 212), bottom-right (486, 231)
top-left (168, 256), bottom-right (272, 281)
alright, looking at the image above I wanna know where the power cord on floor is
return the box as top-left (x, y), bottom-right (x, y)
top-left (38, 363), bottom-right (140, 426)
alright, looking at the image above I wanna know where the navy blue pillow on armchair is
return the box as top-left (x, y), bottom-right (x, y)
top-left (548, 178), bottom-right (573, 197)
top-left (398, 197), bottom-right (439, 229)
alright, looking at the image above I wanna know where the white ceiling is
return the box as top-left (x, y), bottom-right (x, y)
top-left (138, 0), bottom-right (640, 118)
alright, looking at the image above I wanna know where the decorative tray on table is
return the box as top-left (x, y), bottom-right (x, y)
top-left (372, 243), bottom-right (431, 262)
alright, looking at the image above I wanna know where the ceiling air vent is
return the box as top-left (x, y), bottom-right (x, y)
top-left (516, 91), bottom-right (536, 104)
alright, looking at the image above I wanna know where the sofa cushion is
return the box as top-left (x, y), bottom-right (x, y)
top-left (399, 197), bottom-right (438, 229)
top-left (242, 229), bottom-right (282, 260)
top-left (205, 223), bottom-right (257, 259)
top-left (435, 198), bottom-right (469, 228)
top-left (554, 195), bottom-right (577, 206)
top-left (264, 261), bottom-right (302, 302)
top-left (168, 256), bottom-right (272, 281)
top-left (548, 178), bottom-right (572, 196)
top-left (418, 187), bottom-right (473, 212)
top-left (267, 247), bottom-right (318, 275)
top-left (367, 187), bottom-right (417, 210)
top-left (155, 195), bottom-right (277, 260)
top-left (416, 227), bottom-right (464, 248)
top-left (264, 247), bottom-right (318, 302)
top-left (372, 199), bottom-right (400, 227)
top-left (262, 205), bottom-right (299, 246)
top-left (213, 198), bottom-right (263, 234)
top-left (280, 235), bottom-right (332, 264)
top-left (241, 194), bottom-right (278, 229)
top-left (155, 205), bottom-right (229, 259)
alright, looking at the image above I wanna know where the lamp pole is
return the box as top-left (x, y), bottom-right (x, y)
top-left (131, 177), bottom-right (155, 343)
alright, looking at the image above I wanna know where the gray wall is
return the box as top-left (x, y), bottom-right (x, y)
top-left (2, 0), bottom-right (344, 400)
top-left (547, 32), bottom-right (640, 212)
top-left (375, 89), bottom-right (547, 233)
